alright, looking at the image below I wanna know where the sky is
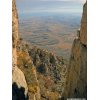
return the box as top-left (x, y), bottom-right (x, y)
top-left (16, 0), bottom-right (86, 15)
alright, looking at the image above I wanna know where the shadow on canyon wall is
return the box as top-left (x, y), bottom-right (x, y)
top-left (12, 82), bottom-right (29, 100)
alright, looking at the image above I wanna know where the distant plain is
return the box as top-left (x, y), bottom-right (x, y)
top-left (19, 13), bottom-right (81, 59)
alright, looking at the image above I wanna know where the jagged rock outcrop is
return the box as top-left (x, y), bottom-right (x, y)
top-left (27, 45), bottom-right (67, 100)
top-left (62, 2), bottom-right (87, 99)
top-left (28, 46), bottom-right (67, 82)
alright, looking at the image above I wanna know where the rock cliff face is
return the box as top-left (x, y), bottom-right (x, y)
top-left (62, 2), bottom-right (87, 99)
top-left (12, 0), bottom-right (28, 100)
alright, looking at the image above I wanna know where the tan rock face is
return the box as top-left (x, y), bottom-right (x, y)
top-left (12, 66), bottom-right (28, 96)
top-left (12, 0), bottom-right (28, 100)
top-left (62, 2), bottom-right (87, 99)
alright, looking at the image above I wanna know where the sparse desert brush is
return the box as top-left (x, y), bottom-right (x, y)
top-left (44, 77), bottom-right (53, 89)
top-left (32, 67), bottom-right (36, 73)
top-left (28, 84), bottom-right (39, 93)
top-left (17, 51), bottom-right (33, 68)
top-left (46, 91), bottom-right (60, 100)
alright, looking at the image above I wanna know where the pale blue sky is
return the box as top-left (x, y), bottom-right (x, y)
top-left (16, 0), bottom-right (86, 15)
